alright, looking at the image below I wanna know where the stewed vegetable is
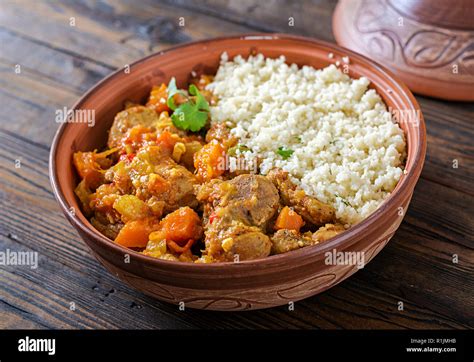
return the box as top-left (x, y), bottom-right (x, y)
top-left (73, 75), bottom-right (344, 263)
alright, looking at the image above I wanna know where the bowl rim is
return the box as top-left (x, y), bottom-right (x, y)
top-left (49, 33), bottom-right (426, 272)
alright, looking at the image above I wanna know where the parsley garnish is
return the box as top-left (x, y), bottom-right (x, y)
top-left (167, 78), bottom-right (210, 132)
top-left (277, 147), bottom-right (294, 159)
top-left (166, 77), bottom-right (185, 110)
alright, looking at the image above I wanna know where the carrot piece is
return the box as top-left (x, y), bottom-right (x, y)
top-left (73, 148), bottom-right (119, 190)
top-left (147, 173), bottom-right (169, 195)
top-left (146, 83), bottom-right (170, 114)
top-left (193, 140), bottom-right (226, 182)
top-left (156, 130), bottom-right (179, 154)
top-left (115, 218), bottom-right (157, 248)
top-left (73, 152), bottom-right (104, 190)
top-left (274, 206), bottom-right (305, 232)
top-left (160, 207), bottom-right (202, 245)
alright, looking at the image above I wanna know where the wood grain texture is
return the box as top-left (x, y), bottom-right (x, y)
top-left (157, 0), bottom-right (338, 41)
top-left (0, 0), bottom-right (472, 328)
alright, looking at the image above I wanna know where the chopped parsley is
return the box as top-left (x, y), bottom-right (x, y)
top-left (167, 78), bottom-right (210, 132)
top-left (277, 147), bottom-right (294, 159)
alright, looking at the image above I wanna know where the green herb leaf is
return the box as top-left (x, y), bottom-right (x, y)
top-left (170, 84), bottom-right (210, 132)
top-left (167, 77), bottom-right (186, 111)
top-left (277, 147), bottom-right (294, 160)
top-left (189, 84), bottom-right (210, 112)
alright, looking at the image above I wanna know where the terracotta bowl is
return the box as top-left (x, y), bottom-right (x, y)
top-left (49, 34), bottom-right (426, 311)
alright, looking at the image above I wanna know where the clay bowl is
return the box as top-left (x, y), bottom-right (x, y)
top-left (49, 34), bottom-right (426, 311)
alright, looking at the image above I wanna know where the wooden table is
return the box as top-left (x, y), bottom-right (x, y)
top-left (1, 0), bottom-right (472, 329)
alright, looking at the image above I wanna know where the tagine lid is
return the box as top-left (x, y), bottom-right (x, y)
top-left (332, 0), bottom-right (474, 101)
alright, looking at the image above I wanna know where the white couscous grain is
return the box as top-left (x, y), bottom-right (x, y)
top-left (207, 53), bottom-right (406, 224)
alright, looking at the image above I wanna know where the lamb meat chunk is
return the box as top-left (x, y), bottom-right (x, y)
top-left (107, 106), bottom-right (159, 149)
top-left (196, 174), bottom-right (279, 228)
top-left (202, 218), bottom-right (271, 262)
top-left (90, 217), bottom-right (124, 240)
top-left (196, 174), bottom-right (279, 261)
top-left (228, 230), bottom-right (271, 261)
top-left (150, 163), bottom-right (199, 212)
top-left (312, 223), bottom-right (346, 243)
top-left (271, 229), bottom-right (313, 254)
top-left (115, 145), bottom-right (199, 213)
top-left (266, 168), bottom-right (336, 226)
top-left (271, 223), bottom-right (345, 255)
top-left (225, 174), bottom-right (280, 227)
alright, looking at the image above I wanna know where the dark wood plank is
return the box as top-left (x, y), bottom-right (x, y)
top-left (61, 0), bottom-right (255, 44)
top-left (0, 233), bottom-right (198, 329)
top-left (156, 0), bottom-right (338, 41)
top-left (406, 180), bottom-right (473, 249)
top-left (0, 0), bottom-right (147, 68)
top-left (0, 59), bottom-right (79, 146)
top-left (418, 96), bottom-right (474, 195)
top-left (0, 27), bottom-right (113, 94)
top-left (0, 0), bottom-right (254, 69)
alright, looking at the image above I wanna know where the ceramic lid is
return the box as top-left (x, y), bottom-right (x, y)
top-left (332, 0), bottom-right (474, 101)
